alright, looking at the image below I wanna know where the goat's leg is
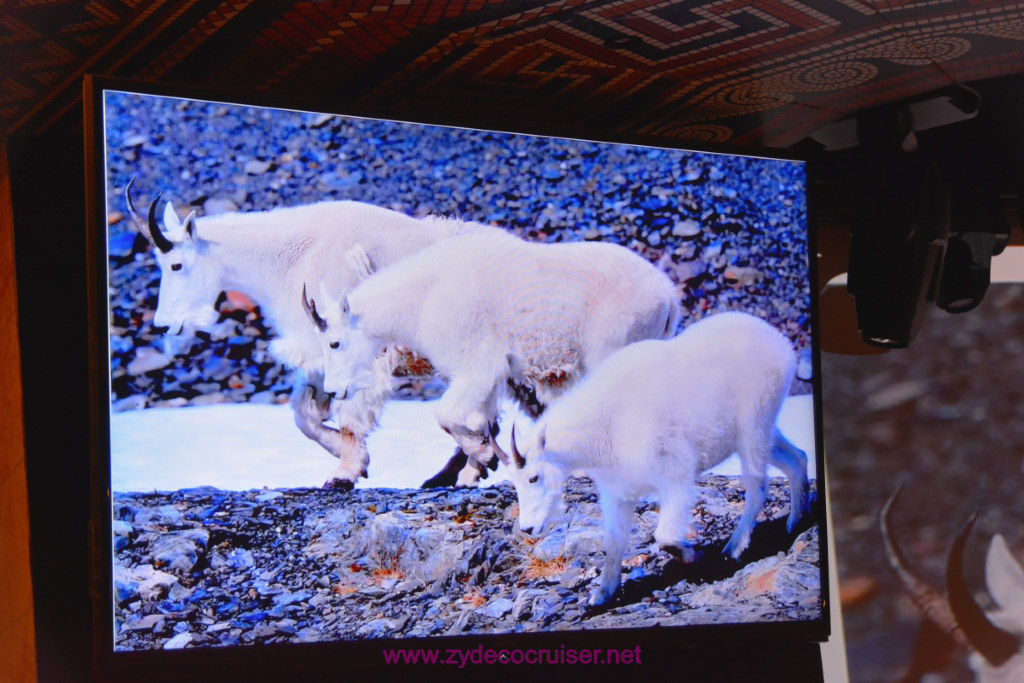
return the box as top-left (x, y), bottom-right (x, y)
top-left (292, 371), bottom-right (332, 423)
top-left (725, 437), bottom-right (770, 559)
top-left (449, 420), bottom-right (503, 487)
top-left (290, 374), bottom-right (367, 488)
top-left (590, 494), bottom-right (633, 607)
top-left (653, 484), bottom-right (698, 563)
top-left (420, 434), bottom-right (496, 488)
top-left (769, 427), bottom-right (810, 532)
top-left (421, 448), bottom-right (469, 488)
top-left (451, 429), bottom-right (500, 486)
top-left (430, 370), bottom-right (502, 487)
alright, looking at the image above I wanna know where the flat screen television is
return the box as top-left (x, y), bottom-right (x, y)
top-left (84, 75), bottom-right (828, 678)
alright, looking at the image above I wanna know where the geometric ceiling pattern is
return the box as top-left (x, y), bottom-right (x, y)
top-left (2, 0), bottom-right (1024, 147)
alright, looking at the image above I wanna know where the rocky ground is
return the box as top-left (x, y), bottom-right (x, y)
top-left (112, 475), bottom-right (820, 650)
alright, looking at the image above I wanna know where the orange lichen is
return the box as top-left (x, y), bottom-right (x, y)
top-left (742, 566), bottom-right (780, 597)
top-left (372, 566), bottom-right (404, 581)
top-left (624, 553), bottom-right (650, 568)
top-left (460, 588), bottom-right (487, 608)
top-left (522, 555), bottom-right (568, 580)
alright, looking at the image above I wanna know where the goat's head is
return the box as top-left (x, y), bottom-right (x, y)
top-left (493, 425), bottom-right (566, 537)
top-left (125, 181), bottom-right (220, 334)
top-left (881, 487), bottom-right (1024, 682)
top-left (301, 282), bottom-right (376, 400)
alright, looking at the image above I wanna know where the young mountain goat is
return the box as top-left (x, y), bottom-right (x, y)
top-left (304, 229), bottom-right (681, 488)
top-left (496, 311), bottom-right (810, 606)
top-left (126, 182), bottom-right (489, 487)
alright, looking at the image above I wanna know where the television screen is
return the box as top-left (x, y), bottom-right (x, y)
top-left (85, 76), bottom-right (827, 675)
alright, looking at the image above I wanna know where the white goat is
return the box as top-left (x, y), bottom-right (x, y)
top-left (882, 488), bottom-right (1024, 682)
top-left (305, 229), bottom-right (681, 487)
top-left (126, 183), bottom-right (486, 486)
top-left (496, 311), bottom-right (810, 606)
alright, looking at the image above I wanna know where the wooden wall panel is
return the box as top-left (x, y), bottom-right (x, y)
top-left (0, 141), bottom-right (36, 682)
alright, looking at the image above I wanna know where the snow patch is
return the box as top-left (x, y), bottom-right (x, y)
top-left (110, 395), bottom-right (817, 492)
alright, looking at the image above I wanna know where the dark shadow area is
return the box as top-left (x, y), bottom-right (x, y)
top-left (586, 493), bottom-right (822, 615)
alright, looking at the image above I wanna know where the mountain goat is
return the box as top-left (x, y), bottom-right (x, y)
top-left (496, 311), bottom-right (810, 606)
top-left (882, 488), bottom-right (1024, 682)
top-left (304, 229), bottom-right (681, 488)
top-left (125, 182), bottom-right (487, 486)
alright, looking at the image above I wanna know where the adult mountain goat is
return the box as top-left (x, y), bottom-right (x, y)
top-left (497, 311), bottom-right (810, 606)
top-left (126, 182), bottom-right (488, 486)
top-left (882, 488), bottom-right (1024, 683)
top-left (305, 229), bottom-right (681, 488)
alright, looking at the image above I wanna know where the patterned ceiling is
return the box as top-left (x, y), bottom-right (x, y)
top-left (2, 0), bottom-right (1024, 146)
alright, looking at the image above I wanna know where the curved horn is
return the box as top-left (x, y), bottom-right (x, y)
top-left (146, 194), bottom-right (174, 253)
top-left (947, 513), bottom-right (1022, 667)
top-left (490, 424), bottom-right (525, 469)
top-left (509, 425), bottom-right (526, 469)
top-left (880, 486), bottom-right (970, 649)
top-left (302, 284), bottom-right (327, 332)
top-left (490, 433), bottom-right (510, 467)
top-left (124, 178), bottom-right (142, 226)
top-left (124, 179), bottom-right (158, 242)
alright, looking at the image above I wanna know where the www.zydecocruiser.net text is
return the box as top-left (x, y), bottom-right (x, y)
top-left (383, 644), bottom-right (642, 666)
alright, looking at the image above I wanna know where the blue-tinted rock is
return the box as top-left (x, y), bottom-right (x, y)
top-left (478, 597), bottom-right (513, 619)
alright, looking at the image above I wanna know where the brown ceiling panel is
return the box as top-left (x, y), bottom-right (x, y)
top-left (2, 0), bottom-right (1024, 146)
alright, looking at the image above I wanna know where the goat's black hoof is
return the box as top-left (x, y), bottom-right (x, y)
top-left (582, 591), bottom-right (621, 616)
top-left (660, 543), bottom-right (699, 563)
top-left (421, 449), bottom-right (468, 488)
top-left (323, 478), bottom-right (355, 492)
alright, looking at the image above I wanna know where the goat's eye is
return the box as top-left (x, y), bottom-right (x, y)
top-left (330, 341), bottom-right (340, 350)
top-left (528, 474), bottom-right (539, 484)
top-left (171, 263), bottom-right (183, 272)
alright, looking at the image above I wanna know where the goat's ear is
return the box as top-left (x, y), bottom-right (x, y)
top-left (162, 202), bottom-right (182, 234)
top-left (318, 281), bottom-right (341, 314)
top-left (986, 534), bottom-right (1024, 615)
top-left (182, 211), bottom-right (198, 241)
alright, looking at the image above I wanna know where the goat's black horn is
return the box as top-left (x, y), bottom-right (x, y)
top-left (124, 178), bottom-right (140, 223)
top-left (302, 284), bottom-right (326, 332)
top-left (947, 514), bottom-right (1022, 667)
top-left (146, 193), bottom-right (174, 253)
top-left (880, 486), bottom-right (969, 648)
top-left (509, 425), bottom-right (526, 469)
